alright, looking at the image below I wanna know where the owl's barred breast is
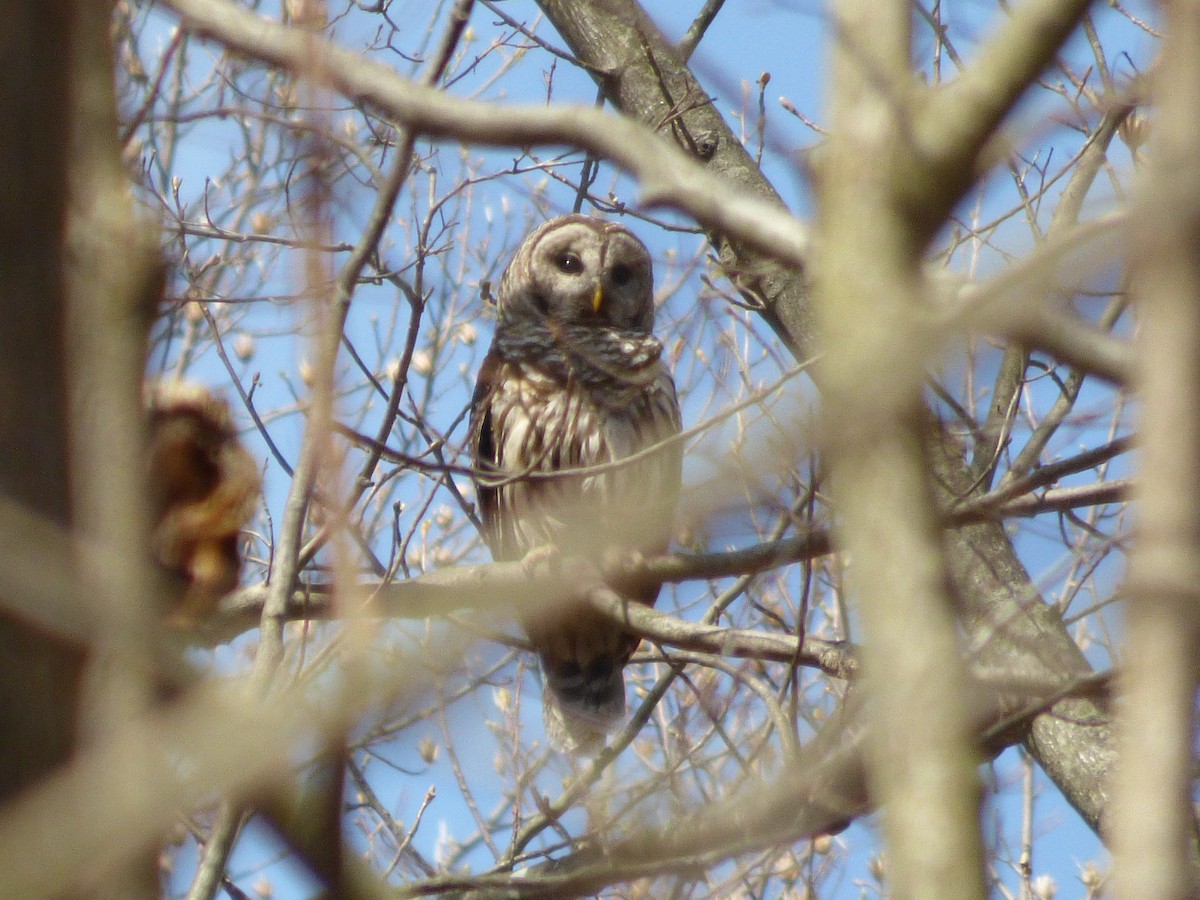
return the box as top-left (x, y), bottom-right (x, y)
top-left (484, 327), bottom-right (680, 557)
top-left (495, 322), bottom-right (667, 400)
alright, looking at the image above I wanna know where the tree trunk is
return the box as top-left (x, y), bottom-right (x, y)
top-left (0, 1), bottom-right (87, 802)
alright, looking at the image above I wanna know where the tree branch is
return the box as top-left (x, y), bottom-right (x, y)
top-left (158, 0), bottom-right (812, 277)
top-left (200, 459), bottom-right (1130, 657)
top-left (1111, 0), bottom-right (1200, 891)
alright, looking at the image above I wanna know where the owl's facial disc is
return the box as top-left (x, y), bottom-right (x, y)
top-left (500, 216), bottom-right (655, 333)
top-left (531, 228), bottom-right (607, 322)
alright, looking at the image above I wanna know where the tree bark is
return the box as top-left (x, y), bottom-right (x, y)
top-left (0, 1), bottom-right (87, 802)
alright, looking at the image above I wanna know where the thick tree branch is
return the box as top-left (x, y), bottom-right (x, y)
top-left (207, 562), bottom-right (859, 680)
top-left (200, 462), bottom-right (1130, 657)
top-left (930, 430), bottom-right (1115, 834)
top-left (820, 0), bottom-right (987, 889)
top-left (1111, 0), bottom-right (1200, 893)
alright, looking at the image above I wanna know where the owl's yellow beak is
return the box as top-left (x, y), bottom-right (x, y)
top-left (592, 284), bottom-right (604, 314)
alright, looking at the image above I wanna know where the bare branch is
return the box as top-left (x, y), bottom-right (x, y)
top-left (158, 0), bottom-right (812, 273)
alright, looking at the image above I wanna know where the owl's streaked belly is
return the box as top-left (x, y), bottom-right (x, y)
top-left (488, 360), bottom-right (677, 555)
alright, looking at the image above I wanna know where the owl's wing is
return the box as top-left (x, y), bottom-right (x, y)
top-left (648, 366), bottom-right (684, 505)
top-left (468, 348), bottom-right (510, 559)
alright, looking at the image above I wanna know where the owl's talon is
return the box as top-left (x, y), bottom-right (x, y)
top-left (521, 544), bottom-right (561, 576)
top-left (601, 547), bottom-right (645, 580)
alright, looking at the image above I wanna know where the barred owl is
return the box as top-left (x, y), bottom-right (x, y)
top-left (469, 215), bottom-right (683, 752)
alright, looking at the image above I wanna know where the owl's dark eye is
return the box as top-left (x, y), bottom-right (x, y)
top-left (555, 251), bottom-right (583, 274)
top-left (610, 263), bottom-right (633, 286)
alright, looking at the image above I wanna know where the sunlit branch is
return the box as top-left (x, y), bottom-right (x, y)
top-left (200, 469), bottom-right (1130, 670)
top-left (159, 0), bottom-right (813, 272)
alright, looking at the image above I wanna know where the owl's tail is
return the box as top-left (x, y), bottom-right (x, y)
top-left (539, 653), bottom-right (626, 754)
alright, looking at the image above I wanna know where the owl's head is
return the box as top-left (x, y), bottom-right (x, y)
top-left (497, 215), bottom-right (655, 333)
